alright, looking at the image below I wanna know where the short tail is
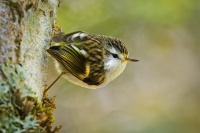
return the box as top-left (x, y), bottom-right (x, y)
top-left (52, 32), bottom-right (65, 42)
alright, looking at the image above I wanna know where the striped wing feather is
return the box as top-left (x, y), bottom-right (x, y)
top-left (52, 31), bottom-right (88, 43)
top-left (47, 44), bottom-right (89, 81)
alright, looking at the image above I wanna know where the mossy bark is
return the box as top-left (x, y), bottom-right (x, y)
top-left (0, 0), bottom-right (60, 132)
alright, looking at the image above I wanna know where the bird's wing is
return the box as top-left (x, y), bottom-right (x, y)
top-left (47, 44), bottom-right (90, 81)
top-left (49, 31), bottom-right (105, 85)
top-left (52, 31), bottom-right (89, 43)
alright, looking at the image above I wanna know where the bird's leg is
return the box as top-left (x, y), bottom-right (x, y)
top-left (44, 72), bottom-right (66, 93)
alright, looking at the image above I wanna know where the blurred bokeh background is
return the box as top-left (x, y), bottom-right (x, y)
top-left (47, 0), bottom-right (200, 133)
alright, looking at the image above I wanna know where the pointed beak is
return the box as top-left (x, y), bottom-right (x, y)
top-left (122, 58), bottom-right (139, 63)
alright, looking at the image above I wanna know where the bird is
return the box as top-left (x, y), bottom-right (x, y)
top-left (46, 31), bottom-right (138, 90)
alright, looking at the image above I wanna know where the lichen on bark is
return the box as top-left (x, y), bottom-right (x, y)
top-left (0, 61), bottom-right (61, 132)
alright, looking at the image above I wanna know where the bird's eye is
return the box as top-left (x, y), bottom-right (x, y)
top-left (112, 54), bottom-right (118, 58)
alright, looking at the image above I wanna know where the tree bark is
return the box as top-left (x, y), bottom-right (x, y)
top-left (0, 0), bottom-right (60, 132)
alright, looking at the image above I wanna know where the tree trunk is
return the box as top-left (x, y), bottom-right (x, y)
top-left (0, 0), bottom-right (61, 132)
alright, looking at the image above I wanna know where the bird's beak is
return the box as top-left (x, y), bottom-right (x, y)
top-left (122, 58), bottom-right (139, 63)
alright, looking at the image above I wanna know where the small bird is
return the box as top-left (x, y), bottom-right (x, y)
top-left (46, 31), bottom-right (138, 90)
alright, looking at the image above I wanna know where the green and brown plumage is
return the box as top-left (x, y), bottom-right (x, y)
top-left (46, 31), bottom-right (138, 89)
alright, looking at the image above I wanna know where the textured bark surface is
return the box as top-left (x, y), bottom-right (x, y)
top-left (0, 0), bottom-right (58, 99)
top-left (0, 0), bottom-right (60, 132)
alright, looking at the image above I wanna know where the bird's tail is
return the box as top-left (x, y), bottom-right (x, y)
top-left (52, 32), bottom-right (65, 43)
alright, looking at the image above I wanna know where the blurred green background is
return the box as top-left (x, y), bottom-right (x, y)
top-left (47, 0), bottom-right (200, 133)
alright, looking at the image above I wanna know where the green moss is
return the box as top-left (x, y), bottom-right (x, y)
top-left (0, 60), bottom-right (61, 133)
